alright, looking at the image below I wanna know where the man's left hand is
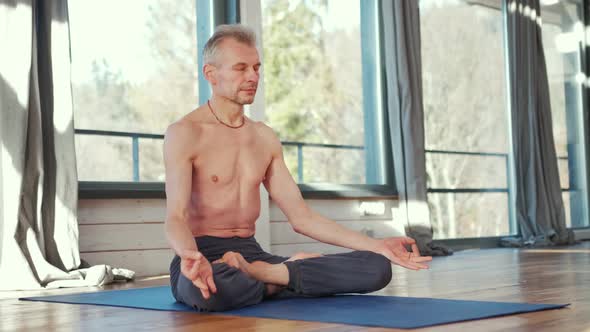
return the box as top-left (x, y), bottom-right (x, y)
top-left (373, 237), bottom-right (432, 270)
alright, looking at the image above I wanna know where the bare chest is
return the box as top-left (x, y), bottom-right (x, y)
top-left (193, 127), bottom-right (271, 187)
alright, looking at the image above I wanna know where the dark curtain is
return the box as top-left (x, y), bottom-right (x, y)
top-left (381, 0), bottom-right (451, 256)
top-left (503, 0), bottom-right (574, 246)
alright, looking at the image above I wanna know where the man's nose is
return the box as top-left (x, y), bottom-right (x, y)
top-left (246, 68), bottom-right (259, 82)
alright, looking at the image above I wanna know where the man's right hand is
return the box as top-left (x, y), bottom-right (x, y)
top-left (180, 250), bottom-right (217, 299)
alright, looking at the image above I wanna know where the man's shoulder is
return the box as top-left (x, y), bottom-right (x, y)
top-left (251, 121), bottom-right (282, 153)
top-left (165, 109), bottom-right (207, 140)
top-left (252, 121), bottom-right (279, 141)
top-left (164, 113), bottom-right (208, 158)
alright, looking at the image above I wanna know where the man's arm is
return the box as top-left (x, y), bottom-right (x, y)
top-left (262, 127), bottom-right (431, 270)
top-left (164, 122), bottom-right (217, 298)
top-left (163, 123), bottom-right (198, 255)
top-left (262, 128), bottom-right (380, 251)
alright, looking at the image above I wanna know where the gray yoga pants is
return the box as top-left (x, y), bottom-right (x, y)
top-left (169, 236), bottom-right (392, 312)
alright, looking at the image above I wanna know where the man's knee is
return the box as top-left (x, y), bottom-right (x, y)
top-left (363, 251), bottom-right (392, 291)
top-left (175, 263), bottom-right (265, 312)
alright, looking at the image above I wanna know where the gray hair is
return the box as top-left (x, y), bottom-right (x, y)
top-left (203, 24), bottom-right (257, 65)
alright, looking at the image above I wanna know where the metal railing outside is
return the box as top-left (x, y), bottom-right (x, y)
top-left (74, 129), bottom-right (365, 183)
top-left (75, 130), bottom-right (568, 192)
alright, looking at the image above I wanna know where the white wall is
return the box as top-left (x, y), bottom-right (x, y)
top-left (269, 199), bottom-right (403, 256)
top-left (78, 199), bottom-right (171, 277)
top-left (78, 198), bottom-right (404, 277)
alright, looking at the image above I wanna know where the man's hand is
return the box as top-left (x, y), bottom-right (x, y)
top-left (180, 250), bottom-right (217, 299)
top-left (373, 237), bottom-right (432, 270)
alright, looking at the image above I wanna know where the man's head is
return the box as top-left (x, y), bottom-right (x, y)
top-left (203, 24), bottom-right (260, 105)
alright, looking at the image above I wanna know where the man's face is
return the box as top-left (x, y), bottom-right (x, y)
top-left (207, 38), bottom-right (260, 105)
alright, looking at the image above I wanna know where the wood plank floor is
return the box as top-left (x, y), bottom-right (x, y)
top-left (1, 241), bottom-right (589, 332)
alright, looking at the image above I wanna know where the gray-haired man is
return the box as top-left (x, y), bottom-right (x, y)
top-left (164, 24), bottom-right (432, 312)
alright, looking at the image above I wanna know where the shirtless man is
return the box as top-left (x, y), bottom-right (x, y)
top-left (164, 24), bottom-right (432, 312)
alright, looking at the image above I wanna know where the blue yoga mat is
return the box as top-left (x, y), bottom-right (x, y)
top-left (20, 286), bottom-right (568, 329)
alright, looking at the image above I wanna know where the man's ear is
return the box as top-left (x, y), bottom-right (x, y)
top-left (203, 64), bottom-right (217, 85)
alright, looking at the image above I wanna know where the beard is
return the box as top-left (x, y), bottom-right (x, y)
top-left (233, 88), bottom-right (257, 105)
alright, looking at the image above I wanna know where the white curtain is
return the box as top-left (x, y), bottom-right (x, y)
top-left (0, 0), bottom-right (81, 290)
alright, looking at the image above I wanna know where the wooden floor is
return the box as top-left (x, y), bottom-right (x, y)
top-left (2, 241), bottom-right (589, 332)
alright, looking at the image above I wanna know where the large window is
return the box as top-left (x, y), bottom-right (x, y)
top-left (541, 0), bottom-right (589, 228)
top-left (69, 0), bottom-right (199, 182)
top-left (420, 0), bottom-right (512, 239)
top-left (69, 0), bottom-right (590, 234)
top-left (260, 0), bottom-right (388, 185)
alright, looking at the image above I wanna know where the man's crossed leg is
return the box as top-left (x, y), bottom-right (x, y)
top-left (171, 247), bottom-right (392, 312)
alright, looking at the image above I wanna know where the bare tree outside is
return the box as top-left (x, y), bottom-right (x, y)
top-left (421, 1), bottom-right (510, 239)
top-left (262, 0), bottom-right (366, 184)
top-left (421, 0), bottom-right (579, 238)
top-left (70, 0), bottom-right (198, 182)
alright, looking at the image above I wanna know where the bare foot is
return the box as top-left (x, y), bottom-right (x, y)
top-left (213, 251), bottom-right (251, 276)
top-left (286, 252), bottom-right (323, 262)
top-left (214, 251), bottom-right (290, 288)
